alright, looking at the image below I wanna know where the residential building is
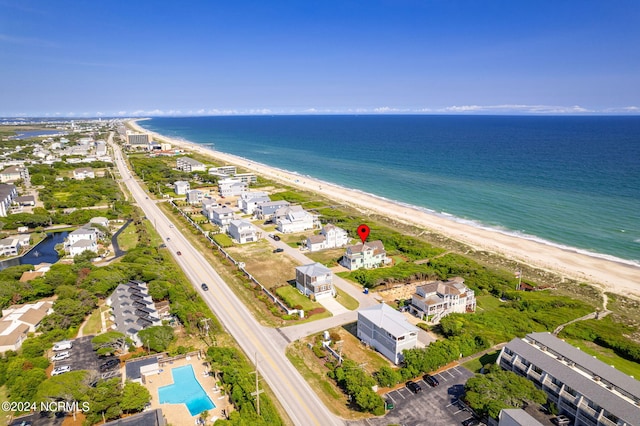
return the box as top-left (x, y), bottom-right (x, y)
top-left (498, 409), bottom-right (544, 426)
top-left (234, 173), bottom-right (257, 184)
top-left (0, 301), bottom-right (53, 352)
top-left (173, 180), bottom-right (190, 195)
top-left (306, 224), bottom-right (349, 252)
top-left (497, 332), bottom-right (640, 426)
top-left (0, 165), bottom-right (29, 183)
top-left (295, 262), bottom-right (336, 300)
top-left (66, 226), bottom-right (98, 246)
top-left (409, 277), bottom-right (476, 323)
top-left (95, 140), bottom-right (107, 156)
top-left (238, 191), bottom-right (270, 214)
top-left (228, 219), bottom-right (258, 244)
top-left (340, 240), bottom-right (390, 270)
top-left (14, 195), bottom-right (36, 206)
top-left (357, 303), bottom-right (419, 364)
top-left (275, 205), bottom-right (317, 233)
top-left (126, 132), bottom-right (151, 148)
top-left (176, 157), bottom-right (206, 172)
top-left (254, 200), bottom-right (290, 221)
top-left (107, 280), bottom-right (161, 346)
top-left (73, 167), bottom-right (95, 180)
top-left (210, 206), bottom-right (234, 228)
top-left (89, 216), bottom-right (110, 228)
top-left (218, 178), bottom-right (247, 197)
top-left (208, 165), bottom-right (236, 176)
top-left (0, 184), bottom-right (18, 217)
top-left (186, 189), bottom-right (204, 204)
top-left (69, 239), bottom-right (98, 256)
top-left (0, 238), bottom-right (21, 256)
top-left (201, 199), bottom-right (218, 220)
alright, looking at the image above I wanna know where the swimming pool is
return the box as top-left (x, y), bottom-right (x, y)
top-left (158, 364), bottom-right (215, 416)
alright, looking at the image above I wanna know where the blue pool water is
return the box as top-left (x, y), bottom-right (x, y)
top-left (158, 365), bottom-right (215, 416)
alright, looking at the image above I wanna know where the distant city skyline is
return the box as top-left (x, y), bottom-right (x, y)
top-left (1, 0), bottom-right (639, 117)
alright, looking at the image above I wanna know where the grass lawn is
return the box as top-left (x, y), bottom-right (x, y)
top-left (116, 222), bottom-right (138, 251)
top-left (226, 240), bottom-right (301, 289)
top-left (276, 285), bottom-right (319, 311)
top-left (462, 350), bottom-right (500, 373)
top-left (305, 248), bottom-right (345, 267)
top-left (143, 219), bottom-right (163, 247)
top-left (53, 191), bottom-right (71, 202)
top-left (335, 288), bottom-right (359, 310)
top-left (80, 305), bottom-right (107, 336)
top-left (564, 339), bottom-right (640, 379)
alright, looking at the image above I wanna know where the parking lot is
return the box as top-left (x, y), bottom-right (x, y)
top-left (349, 365), bottom-right (476, 426)
top-left (52, 336), bottom-right (120, 378)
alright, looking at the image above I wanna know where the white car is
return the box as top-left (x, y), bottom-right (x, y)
top-left (53, 340), bottom-right (73, 351)
top-left (51, 351), bottom-right (70, 361)
top-left (52, 365), bottom-right (71, 376)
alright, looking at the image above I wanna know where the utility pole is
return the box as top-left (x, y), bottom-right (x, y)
top-left (250, 352), bottom-right (264, 416)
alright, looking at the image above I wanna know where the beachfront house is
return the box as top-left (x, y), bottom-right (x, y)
top-left (173, 180), bottom-right (190, 195)
top-left (73, 167), bottom-right (95, 180)
top-left (356, 303), bottom-right (419, 364)
top-left (275, 205), bottom-right (317, 234)
top-left (306, 224), bottom-right (349, 252)
top-left (176, 156), bottom-right (206, 172)
top-left (210, 206), bottom-right (234, 229)
top-left (295, 262), bottom-right (336, 300)
top-left (254, 200), bottom-right (290, 221)
top-left (208, 165), bottom-right (236, 176)
top-left (186, 189), bottom-right (204, 204)
top-left (227, 219), bottom-right (258, 244)
top-left (218, 178), bottom-right (247, 197)
top-left (238, 191), bottom-right (270, 214)
top-left (107, 280), bottom-right (161, 346)
top-left (201, 199), bottom-right (218, 220)
top-left (409, 277), bottom-right (476, 323)
top-left (340, 240), bottom-right (390, 270)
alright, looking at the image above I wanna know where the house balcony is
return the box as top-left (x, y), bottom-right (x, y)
top-left (597, 415), bottom-right (618, 426)
top-left (576, 406), bottom-right (599, 426)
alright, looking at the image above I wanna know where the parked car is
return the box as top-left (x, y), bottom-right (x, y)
top-left (462, 418), bottom-right (480, 426)
top-left (52, 365), bottom-right (71, 376)
top-left (423, 374), bottom-right (439, 387)
top-left (273, 248), bottom-right (284, 253)
top-left (201, 283), bottom-right (209, 291)
top-left (99, 359), bottom-right (119, 372)
top-left (51, 351), bottom-right (71, 362)
top-left (552, 415), bottom-right (571, 426)
top-left (53, 340), bottom-right (73, 351)
top-left (406, 380), bottom-right (422, 394)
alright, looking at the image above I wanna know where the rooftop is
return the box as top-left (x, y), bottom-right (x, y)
top-left (358, 303), bottom-right (420, 338)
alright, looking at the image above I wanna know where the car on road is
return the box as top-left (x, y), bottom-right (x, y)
top-left (269, 234), bottom-right (281, 241)
top-left (169, 224), bottom-right (174, 228)
top-left (176, 251), bottom-right (182, 256)
top-left (52, 365), bottom-right (71, 376)
top-left (51, 351), bottom-right (71, 362)
top-left (423, 374), bottom-right (439, 387)
top-left (406, 380), bottom-right (422, 394)
top-left (201, 283), bottom-right (209, 291)
top-left (273, 248), bottom-right (284, 253)
top-left (166, 237), bottom-right (171, 241)
top-left (99, 359), bottom-right (119, 372)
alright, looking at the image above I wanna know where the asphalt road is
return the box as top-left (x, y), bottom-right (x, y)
top-left (109, 134), bottom-right (343, 426)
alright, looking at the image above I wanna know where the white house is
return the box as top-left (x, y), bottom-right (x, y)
top-left (238, 191), bottom-right (270, 215)
top-left (227, 220), bottom-right (258, 244)
top-left (0, 165), bottom-right (29, 183)
top-left (174, 180), bottom-right (190, 195)
top-left (357, 303), bottom-right (419, 364)
top-left (254, 200), bottom-right (290, 221)
top-left (89, 216), bottom-right (109, 228)
top-left (218, 178), bottom-right (247, 197)
top-left (0, 238), bottom-right (21, 256)
top-left (340, 240), bottom-right (390, 270)
top-left (186, 189), bottom-right (204, 204)
top-left (176, 157), bottom-right (206, 172)
top-left (201, 199), bottom-right (219, 220)
top-left (73, 167), bottom-right (95, 180)
top-left (306, 224), bottom-right (349, 252)
top-left (409, 277), bottom-right (476, 323)
top-left (0, 184), bottom-right (17, 217)
top-left (210, 206), bottom-right (234, 228)
top-left (295, 263), bottom-right (336, 300)
top-left (275, 206), bottom-right (317, 234)
top-left (69, 239), bottom-right (98, 256)
top-left (66, 227), bottom-right (98, 246)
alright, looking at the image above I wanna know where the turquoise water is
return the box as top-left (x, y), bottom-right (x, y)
top-left (158, 365), bottom-right (215, 416)
top-left (141, 115), bottom-right (640, 265)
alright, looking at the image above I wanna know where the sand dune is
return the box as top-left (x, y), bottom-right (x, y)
top-left (127, 119), bottom-right (640, 300)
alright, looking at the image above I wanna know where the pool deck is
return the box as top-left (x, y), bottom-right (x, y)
top-left (143, 355), bottom-right (230, 424)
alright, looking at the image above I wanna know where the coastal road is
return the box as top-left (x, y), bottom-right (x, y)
top-left (108, 135), bottom-right (343, 426)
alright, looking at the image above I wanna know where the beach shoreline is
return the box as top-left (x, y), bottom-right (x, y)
top-left (127, 118), bottom-right (640, 299)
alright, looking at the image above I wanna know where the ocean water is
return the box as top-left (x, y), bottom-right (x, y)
top-left (140, 115), bottom-right (640, 265)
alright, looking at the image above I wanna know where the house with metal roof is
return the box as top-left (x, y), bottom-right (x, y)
top-left (357, 303), bottom-right (419, 364)
top-left (498, 332), bottom-right (640, 426)
top-left (295, 262), bottom-right (336, 300)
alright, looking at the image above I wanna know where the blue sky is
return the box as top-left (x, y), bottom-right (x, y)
top-left (1, 0), bottom-right (639, 116)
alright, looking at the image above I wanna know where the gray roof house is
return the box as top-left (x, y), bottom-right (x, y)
top-left (498, 332), bottom-right (640, 426)
top-left (295, 262), bottom-right (335, 300)
top-left (107, 280), bottom-right (161, 346)
top-left (254, 200), bottom-right (290, 220)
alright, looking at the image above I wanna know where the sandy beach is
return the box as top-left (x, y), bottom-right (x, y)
top-left (127, 119), bottom-right (640, 300)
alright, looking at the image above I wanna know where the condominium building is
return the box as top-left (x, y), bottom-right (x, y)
top-left (176, 157), bottom-right (206, 172)
top-left (498, 332), bottom-right (640, 426)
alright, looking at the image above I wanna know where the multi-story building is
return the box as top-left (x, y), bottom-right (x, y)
top-left (186, 189), bottom-right (204, 204)
top-left (357, 303), bottom-right (419, 364)
top-left (73, 167), bottom-right (95, 180)
top-left (234, 173), bottom-right (257, 184)
top-left (409, 277), bottom-right (476, 323)
top-left (173, 180), bottom-right (190, 195)
top-left (254, 200), bottom-right (290, 221)
top-left (238, 191), bottom-right (270, 214)
top-left (227, 219), bottom-right (258, 244)
top-left (340, 240), bottom-right (390, 270)
top-left (210, 206), bottom-right (234, 229)
top-left (201, 199), bottom-right (218, 220)
top-left (275, 205), bottom-right (317, 234)
top-left (176, 157), bottom-right (206, 172)
top-left (0, 165), bottom-right (29, 183)
top-left (0, 184), bottom-right (17, 217)
top-left (498, 332), bottom-right (640, 426)
top-left (126, 132), bottom-right (151, 149)
top-left (208, 165), bottom-right (236, 176)
top-left (218, 178), bottom-right (247, 197)
top-left (0, 301), bottom-right (53, 353)
top-left (107, 280), bottom-right (161, 346)
top-left (306, 224), bottom-right (349, 252)
top-left (295, 262), bottom-right (336, 300)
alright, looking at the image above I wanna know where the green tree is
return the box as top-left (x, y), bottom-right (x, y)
top-left (85, 378), bottom-right (123, 424)
top-left (120, 381), bottom-right (151, 413)
top-left (92, 332), bottom-right (130, 356)
top-left (375, 365), bottom-right (402, 387)
top-left (36, 370), bottom-right (90, 404)
top-left (138, 325), bottom-right (175, 352)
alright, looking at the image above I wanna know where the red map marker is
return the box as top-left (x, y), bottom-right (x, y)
top-left (357, 224), bottom-right (370, 244)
